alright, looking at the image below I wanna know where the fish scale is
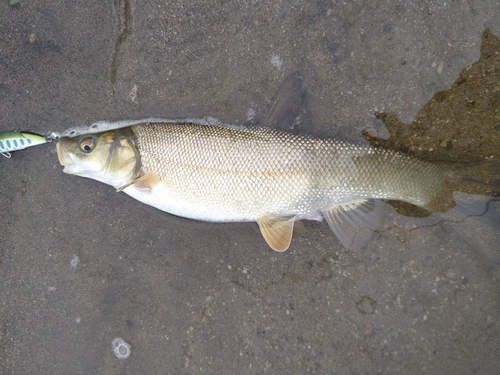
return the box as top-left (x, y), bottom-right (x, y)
top-left (130, 122), bottom-right (448, 221)
top-left (133, 123), bottom-right (316, 221)
top-left (56, 120), bottom-right (479, 251)
top-left (55, 69), bottom-right (500, 251)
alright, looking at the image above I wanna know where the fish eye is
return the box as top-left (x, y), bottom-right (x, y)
top-left (79, 136), bottom-right (96, 153)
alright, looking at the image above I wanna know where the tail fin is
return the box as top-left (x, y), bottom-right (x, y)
top-left (384, 192), bottom-right (500, 265)
top-left (429, 158), bottom-right (500, 264)
top-left (441, 193), bottom-right (500, 264)
top-left (426, 159), bottom-right (500, 212)
top-left (453, 160), bottom-right (500, 196)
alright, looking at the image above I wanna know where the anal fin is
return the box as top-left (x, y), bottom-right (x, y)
top-left (322, 199), bottom-right (384, 251)
top-left (257, 215), bottom-right (296, 252)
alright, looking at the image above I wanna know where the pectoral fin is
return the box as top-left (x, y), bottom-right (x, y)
top-left (133, 173), bottom-right (161, 191)
top-left (257, 215), bottom-right (296, 252)
top-left (322, 199), bottom-right (384, 251)
top-left (117, 173), bottom-right (160, 192)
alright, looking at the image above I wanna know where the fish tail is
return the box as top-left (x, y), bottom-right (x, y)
top-left (439, 193), bottom-right (500, 264)
top-left (426, 159), bottom-right (500, 212)
top-left (421, 159), bottom-right (500, 263)
top-left (452, 159), bottom-right (500, 196)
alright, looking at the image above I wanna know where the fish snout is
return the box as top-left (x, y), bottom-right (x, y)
top-left (56, 141), bottom-right (79, 174)
top-left (56, 141), bottom-right (68, 166)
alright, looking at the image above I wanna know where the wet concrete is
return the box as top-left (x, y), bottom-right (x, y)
top-left (1, 1), bottom-right (499, 374)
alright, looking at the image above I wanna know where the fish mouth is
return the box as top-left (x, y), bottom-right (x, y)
top-left (56, 141), bottom-right (71, 169)
top-left (56, 141), bottom-right (66, 165)
top-left (56, 141), bottom-right (83, 175)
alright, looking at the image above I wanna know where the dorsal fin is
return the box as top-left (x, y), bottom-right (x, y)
top-left (259, 72), bottom-right (312, 134)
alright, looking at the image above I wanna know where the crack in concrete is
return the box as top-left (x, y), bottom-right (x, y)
top-left (111, 0), bottom-right (132, 95)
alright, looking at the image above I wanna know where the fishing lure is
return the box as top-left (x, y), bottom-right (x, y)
top-left (0, 131), bottom-right (48, 158)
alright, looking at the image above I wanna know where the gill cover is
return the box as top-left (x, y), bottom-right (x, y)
top-left (57, 128), bottom-right (141, 190)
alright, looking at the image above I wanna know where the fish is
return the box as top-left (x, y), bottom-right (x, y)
top-left (0, 131), bottom-right (48, 158)
top-left (56, 75), bottom-right (499, 252)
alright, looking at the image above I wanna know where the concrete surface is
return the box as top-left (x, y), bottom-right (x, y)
top-left (1, 1), bottom-right (499, 374)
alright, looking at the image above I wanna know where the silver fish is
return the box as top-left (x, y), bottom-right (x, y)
top-left (55, 75), bottom-right (499, 252)
top-left (56, 119), bottom-right (471, 251)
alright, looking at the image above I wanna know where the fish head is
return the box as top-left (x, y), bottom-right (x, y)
top-left (57, 129), bottom-right (141, 189)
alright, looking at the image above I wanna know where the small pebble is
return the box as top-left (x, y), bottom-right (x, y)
top-left (71, 255), bottom-right (80, 269)
top-left (112, 338), bottom-right (131, 359)
top-left (359, 349), bottom-right (370, 358)
top-left (361, 324), bottom-right (373, 335)
top-left (437, 61), bottom-right (444, 74)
